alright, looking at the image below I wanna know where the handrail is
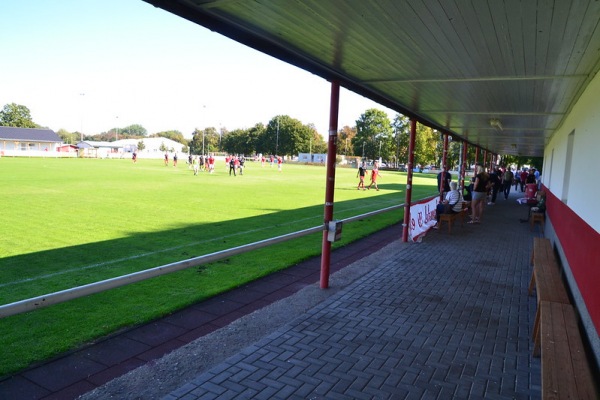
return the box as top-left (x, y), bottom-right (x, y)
top-left (0, 202), bottom-right (407, 319)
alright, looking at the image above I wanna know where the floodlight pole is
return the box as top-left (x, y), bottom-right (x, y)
top-left (320, 80), bottom-right (339, 289)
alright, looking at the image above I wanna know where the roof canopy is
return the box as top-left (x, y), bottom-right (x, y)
top-left (0, 126), bottom-right (61, 142)
top-left (143, 0), bottom-right (600, 157)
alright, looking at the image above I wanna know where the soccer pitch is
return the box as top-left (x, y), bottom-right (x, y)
top-left (0, 157), bottom-right (436, 375)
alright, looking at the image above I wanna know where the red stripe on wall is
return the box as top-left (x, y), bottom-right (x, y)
top-left (546, 187), bottom-right (600, 333)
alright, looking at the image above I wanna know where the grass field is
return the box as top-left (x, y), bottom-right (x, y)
top-left (0, 157), bottom-right (437, 376)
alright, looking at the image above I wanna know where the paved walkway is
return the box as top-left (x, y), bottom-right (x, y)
top-left (157, 192), bottom-right (542, 400)
top-left (0, 190), bottom-right (543, 399)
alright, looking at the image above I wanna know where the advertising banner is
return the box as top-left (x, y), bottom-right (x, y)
top-left (409, 196), bottom-right (439, 242)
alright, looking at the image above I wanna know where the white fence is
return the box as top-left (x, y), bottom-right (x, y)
top-left (0, 149), bottom-right (77, 158)
top-left (0, 203), bottom-right (405, 319)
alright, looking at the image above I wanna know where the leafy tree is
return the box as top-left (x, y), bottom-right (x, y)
top-left (245, 123), bottom-right (265, 155)
top-left (123, 124), bottom-right (147, 137)
top-left (188, 129), bottom-right (203, 154)
top-left (392, 115), bottom-right (411, 167)
top-left (222, 129), bottom-right (248, 155)
top-left (337, 125), bottom-right (356, 156)
top-left (221, 123), bottom-right (265, 155)
top-left (500, 155), bottom-right (543, 171)
top-left (203, 127), bottom-right (220, 153)
top-left (308, 125), bottom-right (327, 154)
top-left (0, 103), bottom-right (38, 128)
top-left (353, 109), bottom-right (393, 161)
top-left (189, 127), bottom-right (219, 154)
top-left (413, 124), bottom-right (437, 167)
top-left (155, 130), bottom-right (186, 145)
top-left (433, 131), bottom-right (463, 169)
top-left (261, 115), bottom-right (313, 156)
top-left (56, 128), bottom-right (78, 144)
top-left (137, 140), bottom-right (145, 151)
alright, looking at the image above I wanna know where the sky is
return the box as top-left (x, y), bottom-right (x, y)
top-left (1, 0), bottom-right (396, 139)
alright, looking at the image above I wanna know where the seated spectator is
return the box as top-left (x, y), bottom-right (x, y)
top-left (434, 181), bottom-right (464, 228)
top-left (530, 191), bottom-right (546, 215)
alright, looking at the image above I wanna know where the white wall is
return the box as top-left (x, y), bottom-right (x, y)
top-left (544, 72), bottom-right (600, 232)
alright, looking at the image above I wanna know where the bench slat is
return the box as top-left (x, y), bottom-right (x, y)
top-left (530, 238), bottom-right (571, 357)
top-left (540, 302), bottom-right (598, 399)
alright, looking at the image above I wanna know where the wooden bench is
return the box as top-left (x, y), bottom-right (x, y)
top-left (528, 237), bottom-right (571, 356)
top-left (437, 202), bottom-right (468, 233)
top-left (530, 211), bottom-right (545, 231)
top-left (528, 238), bottom-right (599, 399)
top-left (539, 301), bottom-right (598, 399)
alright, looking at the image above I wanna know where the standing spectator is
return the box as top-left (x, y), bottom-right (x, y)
top-left (514, 169), bottom-right (521, 191)
top-left (436, 168), bottom-right (451, 194)
top-left (502, 168), bottom-right (514, 199)
top-left (526, 168), bottom-right (536, 184)
top-left (173, 153), bottom-right (178, 167)
top-left (469, 165), bottom-right (489, 224)
top-left (519, 169), bottom-right (528, 192)
top-left (357, 162), bottom-right (367, 190)
top-left (367, 161), bottom-right (382, 191)
top-left (487, 167), bottom-right (501, 205)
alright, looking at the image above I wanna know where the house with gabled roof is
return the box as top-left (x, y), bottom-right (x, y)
top-left (0, 126), bottom-right (62, 156)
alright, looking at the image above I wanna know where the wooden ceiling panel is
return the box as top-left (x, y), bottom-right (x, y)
top-left (146, 0), bottom-right (600, 156)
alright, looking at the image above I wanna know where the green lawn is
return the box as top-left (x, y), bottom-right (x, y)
top-left (0, 157), bottom-right (437, 376)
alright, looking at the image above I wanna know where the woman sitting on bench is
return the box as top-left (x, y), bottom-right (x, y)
top-left (434, 181), bottom-right (463, 229)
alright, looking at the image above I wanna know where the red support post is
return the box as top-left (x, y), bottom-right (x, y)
top-left (440, 132), bottom-right (449, 200)
top-left (320, 80), bottom-right (340, 289)
top-left (402, 119), bottom-right (417, 242)
top-left (475, 147), bottom-right (480, 166)
top-left (460, 141), bottom-right (468, 190)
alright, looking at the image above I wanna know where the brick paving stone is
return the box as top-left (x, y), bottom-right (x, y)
top-left (24, 195), bottom-right (541, 400)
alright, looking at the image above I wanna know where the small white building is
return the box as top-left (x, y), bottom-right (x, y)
top-left (114, 138), bottom-right (187, 159)
top-left (0, 126), bottom-right (62, 157)
top-left (77, 138), bottom-right (187, 159)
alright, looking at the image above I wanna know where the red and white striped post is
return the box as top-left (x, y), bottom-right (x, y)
top-left (402, 119), bottom-right (417, 242)
top-left (320, 80), bottom-right (340, 289)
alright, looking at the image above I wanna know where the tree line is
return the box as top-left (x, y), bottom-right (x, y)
top-left (1, 102), bottom-right (540, 169)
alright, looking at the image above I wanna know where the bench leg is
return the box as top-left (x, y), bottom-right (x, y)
top-left (532, 306), bottom-right (541, 357)
top-left (528, 271), bottom-right (536, 296)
